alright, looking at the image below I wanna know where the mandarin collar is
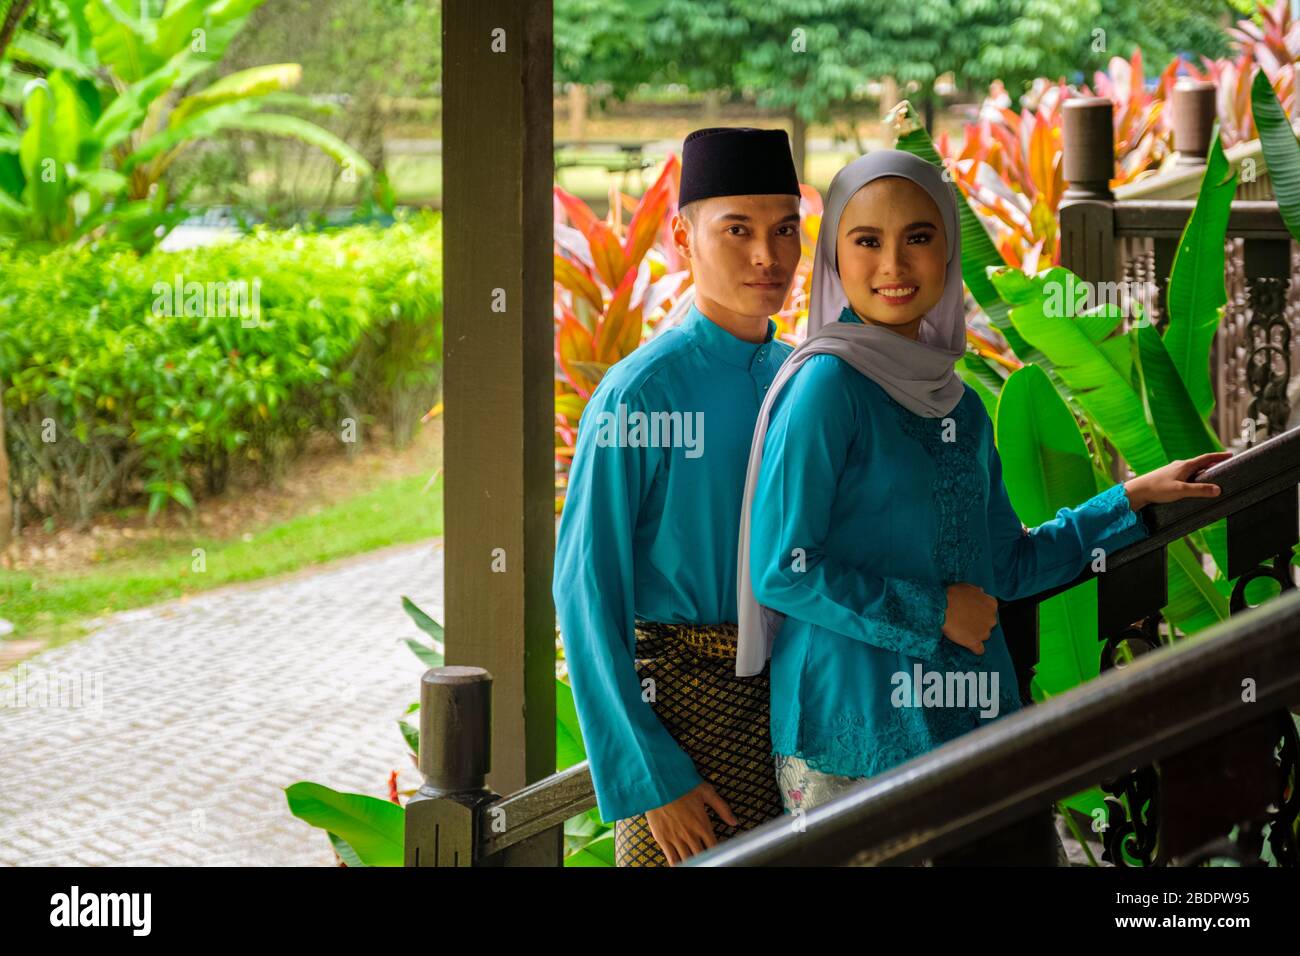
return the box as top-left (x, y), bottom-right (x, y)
top-left (680, 303), bottom-right (778, 369)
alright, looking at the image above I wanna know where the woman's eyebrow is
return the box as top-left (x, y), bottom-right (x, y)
top-left (845, 221), bottom-right (938, 235)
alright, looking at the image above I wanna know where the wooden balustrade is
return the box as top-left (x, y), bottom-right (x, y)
top-left (1060, 94), bottom-right (1299, 449)
top-left (406, 429), bottom-right (1300, 867)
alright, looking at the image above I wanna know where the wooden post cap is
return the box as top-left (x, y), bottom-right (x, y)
top-left (1172, 79), bottom-right (1217, 166)
top-left (1063, 97), bottom-right (1115, 200)
top-left (419, 666), bottom-right (492, 791)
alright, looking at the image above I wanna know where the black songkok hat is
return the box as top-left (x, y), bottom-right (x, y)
top-left (678, 127), bottom-right (801, 207)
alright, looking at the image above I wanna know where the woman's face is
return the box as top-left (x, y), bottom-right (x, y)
top-left (834, 177), bottom-right (948, 339)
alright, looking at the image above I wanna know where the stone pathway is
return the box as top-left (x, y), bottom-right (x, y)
top-left (0, 540), bottom-right (443, 866)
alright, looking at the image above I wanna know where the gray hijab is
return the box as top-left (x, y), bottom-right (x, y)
top-left (735, 149), bottom-right (968, 677)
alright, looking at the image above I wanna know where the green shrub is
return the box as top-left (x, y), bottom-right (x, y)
top-left (0, 211), bottom-right (443, 526)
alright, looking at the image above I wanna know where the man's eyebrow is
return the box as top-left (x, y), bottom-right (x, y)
top-left (716, 212), bottom-right (802, 224)
top-left (844, 220), bottom-right (938, 234)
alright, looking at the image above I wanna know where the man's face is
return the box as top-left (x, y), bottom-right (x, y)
top-left (671, 194), bottom-right (802, 322)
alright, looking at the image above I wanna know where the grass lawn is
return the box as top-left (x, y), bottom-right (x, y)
top-left (0, 470), bottom-right (444, 652)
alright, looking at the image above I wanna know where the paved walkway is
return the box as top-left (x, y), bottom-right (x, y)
top-left (0, 540), bottom-right (443, 866)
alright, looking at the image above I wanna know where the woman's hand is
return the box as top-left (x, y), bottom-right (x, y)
top-left (1123, 452), bottom-right (1233, 511)
top-left (941, 582), bottom-right (997, 656)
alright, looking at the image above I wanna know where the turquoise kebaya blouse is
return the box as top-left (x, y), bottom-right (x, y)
top-left (749, 308), bottom-right (1151, 780)
top-left (554, 304), bottom-right (793, 823)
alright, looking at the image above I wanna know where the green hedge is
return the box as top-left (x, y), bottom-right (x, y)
top-left (0, 211), bottom-right (443, 526)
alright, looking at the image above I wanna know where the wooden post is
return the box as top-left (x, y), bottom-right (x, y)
top-left (441, 0), bottom-right (556, 798)
top-left (1059, 97), bottom-right (1122, 481)
top-left (1060, 98), bottom-right (1117, 279)
top-left (1061, 97), bottom-right (1115, 202)
top-left (1171, 79), bottom-right (1217, 167)
top-left (405, 667), bottom-right (497, 866)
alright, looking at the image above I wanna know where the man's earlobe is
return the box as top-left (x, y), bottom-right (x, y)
top-left (670, 214), bottom-right (691, 259)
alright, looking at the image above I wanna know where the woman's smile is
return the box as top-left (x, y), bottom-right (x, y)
top-left (874, 284), bottom-right (919, 305)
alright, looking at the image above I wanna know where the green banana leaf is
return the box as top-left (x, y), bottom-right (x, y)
top-left (91, 58), bottom-right (184, 156)
top-left (401, 595), bottom-right (445, 645)
top-left (1136, 320), bottom-right (1231, 584)
top-left (151, 0), bottom-right (268, 70)
top-left (996, 364), bottom-right (1105, 699)
top-left (0, 184), bottom-right (25, 221)
top-left (1164, 129), bottom-right (1234, 420)
top-left (122, 98), bottom-right (262, 170)
top-left (169, 63), bottom-right (304, 128)
top-left (995, 364), bottom-right (1111, 832)
top-left (992, 266), bottom-right (1167, 475)
top-left (86, 0), bottom-right (158, 85)
top-left (284, 782), bottom-right (404, 867)
top-left (222, 112), bottom-right (373, 177)
top-left (10, 30), bottom-right (97, 79)
top-left (957, 352), bottom-right (1003, 420)
top-left (18, 80), bottom-right (67, 234)
top-left (1166, 536), bottom-right (1230, 633)
top-left (992, 266), bottom-right (1231, 636)
top-left (125, 102), bottom-right (371, 178)
top-left (564, 807), bottom-right (616, 866)
top-left (556, 674), bottom-right (588, 771)
top-left (1252, 69), bottom-right (1300, 243)
top-left (1137, 322), bottom-right (1224, 462)
top-left (71, 167), bottom-right (128, 194)
top-left (84, 0), bottom-right (268, 85)
top-left (328, 832), bottom-right (365, 867)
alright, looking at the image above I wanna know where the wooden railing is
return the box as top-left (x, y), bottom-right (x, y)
top-left (404, 428), bottom-right (1300, 866)
top-left (687, 588), bottom-right (1300, 866)
top-left (1059, 84), bottom-right (1298, 449)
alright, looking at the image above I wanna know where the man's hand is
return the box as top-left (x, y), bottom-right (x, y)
top-left (1123, 452), bottom-right (1232, 511)
top-left (941, 582), bottom-right (997, 656)
top-left (644, 781), bottom-right (738, 865)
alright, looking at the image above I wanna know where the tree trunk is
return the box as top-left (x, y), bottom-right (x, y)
top-left (0, 389), bottom-right (11, 553)
top-left (790, 108), bottom-right (807, 183)
top-left (881, 75), bottom-right (899, 115)
top-left (703, 89), bottom-right (722, 123)
top-left (0, 1), bottom-right (34, 63)
top-left (924, 94), bottom-right (935, 134)
top-left (567, 83), bottom-right (587, 141)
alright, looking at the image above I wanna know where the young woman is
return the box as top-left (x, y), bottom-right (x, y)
top-left (733, 150), bottom-right (1230, 860)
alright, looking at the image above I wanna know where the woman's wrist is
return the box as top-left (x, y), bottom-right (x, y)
top-left (1122, 478), bottom-right (1147, 512)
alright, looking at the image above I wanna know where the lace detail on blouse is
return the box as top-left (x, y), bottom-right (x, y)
top-left (773, 671), bottom-right (1024, 779)
top-left (877, 577), bottom-right (946, 659)
top-left (1080, 481), bottom-right (1145, 541)
top-left (773, 391), bottom-right (1018, 779)
top-left (884, 392), bottom-right (983, 586)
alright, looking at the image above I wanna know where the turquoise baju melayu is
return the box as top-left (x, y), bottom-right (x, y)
top-left (749, 307), bottom-right (1151, 781)
top-left (553, 303), bottom-right (793, 824)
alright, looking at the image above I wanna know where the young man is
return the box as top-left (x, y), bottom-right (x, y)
top-left (553, 127), bottom-right (803, 866)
